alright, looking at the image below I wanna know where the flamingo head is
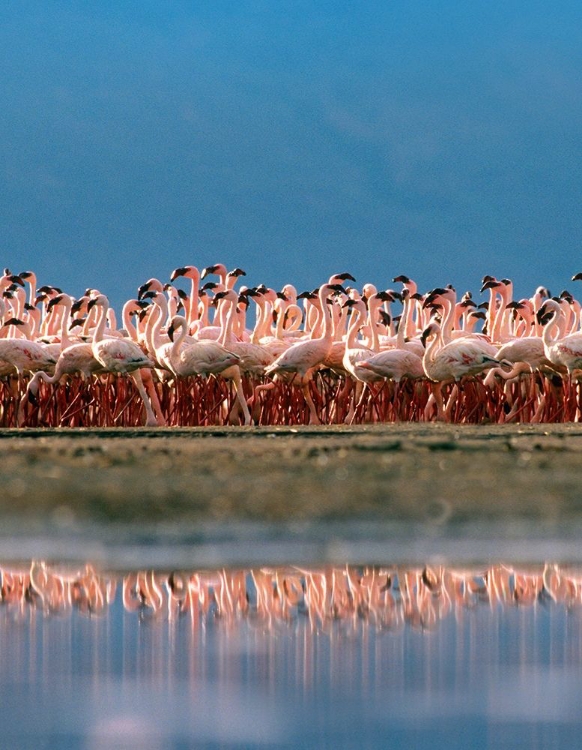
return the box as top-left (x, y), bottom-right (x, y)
top-left (201, 263), bottom-right (227, 279)
top-left (137, 278), bottom-right (164, 299)
top-left (46, 295), bottom-right (65, 312)
top-left (536, 300), bottom-right (560, 325)
top-left (167, 317), bottom-right (186, 342)
top-left (328, 272), bottom-right (356, 285)
top-left (87, 294), bottom-right (108, 311)
top-left (480, 279), bottom-right (501, 293)
top-left (5, 274), bottom-right (24, 287)
top-left (71, 297), bottom-right (90, 314)
top-left (458, 299), bottom-right (476, 309)
top-left (422, 288), bottom-right (448, 308)
top-left (170, 265), bottom-right (199, 282)
top-left (212, 289), bottom-right (237, 306)
top-left (378, 310), bottom-right (391, 328)
top-left (420, 323), bottom-right (440, 348)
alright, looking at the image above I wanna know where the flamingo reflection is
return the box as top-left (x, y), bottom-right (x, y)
top-left (1, 562), bottom-right (581, 633)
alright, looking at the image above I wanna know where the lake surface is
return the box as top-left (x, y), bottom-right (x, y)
top-left (2, 560), bottom-right (582, 749)
top-left (2, 425), bottom-right (582, 747)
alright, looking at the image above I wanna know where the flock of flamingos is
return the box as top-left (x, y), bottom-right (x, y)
top-left (1, 561), bottom-right (578, 630)
top-left (1, 264), bottom-right (582, 427)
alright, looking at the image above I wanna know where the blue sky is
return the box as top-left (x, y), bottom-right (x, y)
top-left (2, 1), bottom-right (582, 311)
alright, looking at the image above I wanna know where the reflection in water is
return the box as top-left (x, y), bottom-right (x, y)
top-left (1, 562), bottom-right (582, 748)
top-left (1, 561), bottom-right (580, 626)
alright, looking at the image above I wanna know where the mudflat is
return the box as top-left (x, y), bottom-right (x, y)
top-left (1, 423), bottom-right (582, 525)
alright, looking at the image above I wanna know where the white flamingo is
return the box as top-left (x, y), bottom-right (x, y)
top-left (87, 295), bottom-right (161, 426)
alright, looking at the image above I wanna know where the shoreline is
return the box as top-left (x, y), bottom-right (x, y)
top-left (0, 423), bottom-right (581, 523)
top-left (0, 423), bottom-right (581, 566)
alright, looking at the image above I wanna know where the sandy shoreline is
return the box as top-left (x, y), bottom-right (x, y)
top-left (1, 423), bottom-right (582, 526)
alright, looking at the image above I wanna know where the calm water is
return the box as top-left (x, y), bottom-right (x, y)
top-left (1, 562), bottom-right (581, 749)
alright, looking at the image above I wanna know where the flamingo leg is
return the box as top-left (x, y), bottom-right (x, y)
top-left (141, 368), bottom-right (166, 426)
top-left (129, 370), bottom-right (159, 427)
top-left (301, 378), bottom-right (321, 425)
top-left (228, 366), bottom-right (252, 425)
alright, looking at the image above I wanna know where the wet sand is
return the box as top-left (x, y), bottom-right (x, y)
top-left (1, 423), bottom-right (582, 525)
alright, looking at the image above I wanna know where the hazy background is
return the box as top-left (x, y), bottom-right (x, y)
top-left (2, 0), bottom-right (582, 312)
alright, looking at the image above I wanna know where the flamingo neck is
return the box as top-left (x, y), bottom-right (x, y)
top-left (187, 271), bottom-right (200, 330)
top-left (440, 295), bottom-right (456, 344)
top-left (346, 305), bottom-right (365, 349)
top-left (83, 304), bottom-right (99, 338)
top-left (285, 304), bottom-right (303, 334)
top-left (27, 306), bottom-right (42, 340)
top-left (542, 306), bottom-right (564, 351)
top-left (366, 300), bottom-right (381, 352)
top-left (198, 296), bottom-right (211, 329)
top-left (218, 297), bottom-right (237, 346)
top-left (422, 328), bottom-right (442, 372)
top-left (122, 302), bottom-right (139, 343)
top-left (407, 297), bottom-right (420, 338)
top-left (58, 297), bottom-right (74, 348)
top-left (493, 287), bottom-right (512, 343)
top-left (397, 296), bottom-right (411, 349)
top-left (92, 299), bottom-right (109, 343)
top-left (250, 297), bottom-right (265, 343)
top-left (169, 317), bottom-right (188, 374)
top-left (486, 288), bottom-right (499, 341)
top-left (11, 289), bottom-right (26, 323)
top-left (318, 288), bottom-right (335, 343)
top-left (25, 274), bottom-right (37, 307)
top-left (146, 303), bottom-right (165, 356)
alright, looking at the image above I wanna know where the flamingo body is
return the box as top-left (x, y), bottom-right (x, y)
top-left (359, 349), bottom-right (424, 382)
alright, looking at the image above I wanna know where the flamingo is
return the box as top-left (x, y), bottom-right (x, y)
top-left (213, 289), bottom-right (276, 376)
top-left (87, 295), bottom-right (161, 426)
top-left (265, 283), bottom-right (344, 380)
top-left (537, 299), bottom-right (582, 373)
top-left (20, 295), bottom-right (105, 423)
top-left (7, 263), bottom-right (582, 428)
top-left (340, 298), bottom-right (377, 422)
top-left (170, 265), bottom-right (202, 333)
top-left (358, 348), bottom-right (424, 383)
top-left (0, 316), bottom-right (57, 375)
top-left (393, 275), bottom-right (425, 339)
top-left (384, 289), bottom-right (424, 356)
top-left (247, 288), bottom-right (293, 356)
top-left (165, 317), bottom-right (240, 378)
top-left (421, 321), bottom-right (502, 421)
top-left (264, 282), bottom-right (344, 424)
top-left (166, 315), bottom-right (251, 424)
top-left (201, 264), bottom-right (246, 290)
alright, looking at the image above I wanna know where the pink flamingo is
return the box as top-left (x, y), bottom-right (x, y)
top-left (341, 298), bottom-right (376, 422)
top-left (87, 295), bottom-right (161, 426)
top-left (263, 282), bottom-right (344, 424)
top-left (213, 289), bottom-right (276, 376)
top-left (421, 321), bottom-right (502, 421)
top-left (166, 315), bottom-right (251, 424)
top-left (170, 265), bottom-right (202, 333)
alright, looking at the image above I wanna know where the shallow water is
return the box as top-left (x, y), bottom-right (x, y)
top-left (2, 425), bottom-right (582, 747)
top-left (2, 561), bottom-right (582, 749)
top-left (2, 517), bottom-right (582, 570)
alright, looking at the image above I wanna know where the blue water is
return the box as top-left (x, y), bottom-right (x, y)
top-left (0, 565), bottom-right (581, 748)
